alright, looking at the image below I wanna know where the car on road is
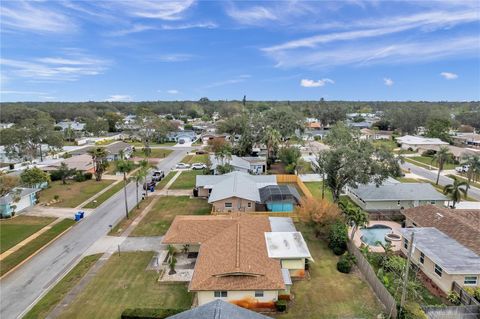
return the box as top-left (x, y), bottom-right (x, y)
top-left (191, 163), bottom-right (207, 170)
top-left (176, 163), bottom-right (191, 169)
top-left (455, 165), bottom-right (470, 173)
top-left (143, 180), bottom-right (156, 190)
top-left (152, 170), bottom-right (165, 181)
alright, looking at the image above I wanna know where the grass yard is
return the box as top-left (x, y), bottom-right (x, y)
top-left (156, 172), bottom-right (176, 190)
top-left (57, 252), bottom-right (192, 319)
top-left (181, 153), bottom-right (208, 164)
top-left (1, 219), bottom-right (75, 276)
top-left (40, 180), bottom-right (114, 208)
top-left (24, 254), bottom-right (102, 319)
top-left (132, 148), bottom-right (173, 159)
top-left (83, 182), bottom-right (124, 209)
top-left (130, 196), bottom-right (211, 236)
top-left (109, 196), bottom-right (157, 236)
top-left (408, 156), bottom-right (456, 170)
top-left (447, 174), bottom-right (480, 189)
top-left (0, 215), bottom-right (56, 253)
top-left (304, 182), bottom-right (333, 202)
top-left (372, 139), bottom-right (398, 152)
top-left (169, 170), bottom-right (203, 189)
top-left (275, 224), bottom-right (383, 319)
top-left (128, 141), bottom-right (176, 147)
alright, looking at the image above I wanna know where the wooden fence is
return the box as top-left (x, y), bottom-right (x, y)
top-left (276, 174), bottom-right (313, 198)
top-left (452, 281), bottom-right (480, 306)
top-left (347, 241), bottom-right (398, 318)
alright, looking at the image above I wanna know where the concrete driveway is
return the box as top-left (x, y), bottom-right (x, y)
top-left (23, 206), bottom-right (94, 219)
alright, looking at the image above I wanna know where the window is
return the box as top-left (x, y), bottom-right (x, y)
top-left (464, 276), bottom-right (478, 285)
top-left (255, 291), bottom-right (264, 297)
top-left (419, 252), bottom-right (424, 264)
top-left (247, 202), bottom-right (252, 208)
top-left (397, 200), bottom-right (401, 205)
top-left (434, 264), bottom-right (442, 277)
top-left (224, 202), bottom-right (232, 208)
top-left (430, 200), bottom-right (436, 204)
top-left (403, 238), bottom-right (409, 250)
top-left (214, 291), bottom-right (228, 298)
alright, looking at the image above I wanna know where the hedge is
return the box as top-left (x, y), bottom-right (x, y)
top-left (121, 308), bottom-right (186, 319)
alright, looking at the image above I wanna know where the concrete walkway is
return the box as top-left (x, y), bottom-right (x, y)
top-left (24, 206), bottom-right (94, 219)
top-left (0, 218), bottom-right (62, 261)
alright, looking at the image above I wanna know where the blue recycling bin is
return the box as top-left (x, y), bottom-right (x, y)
top-left (74, 213), bottom-right (81, 221)
top-left (150, 186), bottom-right (154, 192)
top-left (79, 211), bottom-right (85, 219)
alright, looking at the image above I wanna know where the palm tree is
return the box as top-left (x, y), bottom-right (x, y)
top-left (462, 154), bottom-right (480, 196)
top-left (115, 160), bottom-right (135, 219)
top-left (341, 205), bottom-right (369, 240)
top-left (88, 147), bottom-right (109, 181)
top-left (133, 162), bottom-right (148, 208)
top-left (57, 162), bottom-right (76, 185)
top-left (432, 146), bottom-right (452, 185)
top-left (263, 126), bottom-right (281, 167)
top-left (443, 177), bottom-right (468, 208)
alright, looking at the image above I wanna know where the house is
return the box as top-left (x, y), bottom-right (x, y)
top-left (167, 300), bottom-right (273, 319)
top-left (209, 155), bottom-right (267, 175)
top-left (0, 187), bottom-right (41, 218)
top-left (402, 205), bottom-right (480, 255)
top-left (196, 172), bottom-right (301, 213)
top-left (396, 135), bottom-right (448, 151)
top-left (201, 133), bottom-right (231, 145)
top-left (43, 154), bottom-right (94, 173)
top-left (452, 133), bottom-right (480, 149)
top-left (360, 128), bottom-right (393, 140)
top-left (415, 144), bottom-right (480, 161)
top-left (346, 179), bottom-right (448, 213)
top-left (55, 121), bottom-right (85, 131)
top-left (167, 130), bottom-right (197, 143)
top-left (162, 215), bottom-right (311, 309)
top-left (105, 141), bottom-right (133, 161)
top-left (400, 227), bottom-right (480, 294)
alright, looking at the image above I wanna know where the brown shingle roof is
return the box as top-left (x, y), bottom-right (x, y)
top-left (163, 215), bottom-right (285, 291)
top-left (402, 205), bottom-right (480, 255)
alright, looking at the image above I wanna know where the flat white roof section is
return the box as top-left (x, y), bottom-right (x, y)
top-left (269, 217), bottom-right (296, 232)
top-left (265, 232), bottom-right (313, 261)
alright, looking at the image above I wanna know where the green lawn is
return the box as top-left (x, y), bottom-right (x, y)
top-left (83, 182), bottom-right (124, 209)
top-left (39, 180), bottom-right (114, 208)
top-left (275, 224), bottom-right (383, 319)
top-left (304, 182), bottom-right (333, 202)
top-left (130, 196), bottom-right (211, 236)
top-left (372, 139), bottom-right (397, 152)
top-left (181, 154), bottom-right (208, 164)
top-left (447, 174), bottom-right (480, 189)
top-left (156, 172), bottom-right (176, 190)
top-left (0, 216), bottom-right (55, 253)
top-left (128, 141), bottom-right (176, 147)
top-left (1, 219), bottom-right (75, 276)
top-left (408, 156), bottom-right (456, 170)
top-left (109, 196), bottom-right (157, 236)
top-left (132, 148), bottom-right (173, 159)
top-left (57, 252), bottom-right (192, 319)
top-left (169, 170), bottom-right (203, 189)
top-left (24, 254), bottom-right (102, 319)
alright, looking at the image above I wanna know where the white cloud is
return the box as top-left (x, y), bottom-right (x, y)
top-left (226, 5), bottom-right (277, 25)
top-left (203, 75), bottom-right (251, 89)
top-left (0, 90), bottom-right (49, 95)
top-left (107, 24), bottom-right (157, 36)
top-left (115, 0), bottom-right (195, 20)
top-left (167, 89), bottom-right (179, 94)
top-left (300, 78), bottom-right (334, 87)
top-left (440, 72), bottom-right (458, 79)
top-left (156, 54), bottom-right (194, 62)
top-left (160, 22), bottom-right (217, 30)
top-left (106, 95), bottom-right (132, 102)
top-left (0, 1), bottom-right (76, 33)
top-left (383, 78), bottom-right (394, 86)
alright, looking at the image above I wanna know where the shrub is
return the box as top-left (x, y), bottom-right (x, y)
top-left (74, 171), bottom-right (86, 182)
top-left (50, 170), bottom-right (63, 181)
top-left (447, 291), bottom-right (461, 305)
top-left (421, 149), bottom-right (436, 157)
top-left (328, 220), bottom-right (348, 254)
top-left (275, 300), bottom-right (287, 312)
top-left (121, 308), bottom-right (186, 319)
top-left (54, 195), bottom-right (60, 201)
top-left (332, 245), bottom-right (347, 256)
top-left (83, 172), bottom-right (93, 180)
top-left (337, 253), bottom-right (355, 273)
top-left (398, 302), bottom-right (428, 319)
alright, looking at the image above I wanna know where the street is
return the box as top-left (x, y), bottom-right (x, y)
top-left (0, 148), bottom-right (192, 319)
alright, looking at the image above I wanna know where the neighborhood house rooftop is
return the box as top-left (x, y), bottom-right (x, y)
top-left (396, 135), bottom-right (449, 145)
top-left (400, 228), bottom-right (480, 274)
top-left (265, 232), bottom-right (313, 260)
top-left (350, 183), bottom-right (447, 201)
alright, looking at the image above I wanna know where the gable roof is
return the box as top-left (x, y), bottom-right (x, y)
top-left (167, 300), bottom-right (272, 319)
top-left (163, 215), bottom-right (285, 292)
top-left (396, 135), bottom-right (448, 145)
top-left (350, 183), bottom-right (448, 201)
top-left (400, 227), bottom-right (480, 274)
top-left (402, 205), bottom-right (480, 255)
top-left (0, 187), bottom-right (40, 204)
top-left (105, 141), bottom-right (131, 155)
top-left (43, 154), bottom-right (94, 172)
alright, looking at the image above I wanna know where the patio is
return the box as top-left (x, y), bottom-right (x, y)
top-left (350, 220), bottom-right (402, 253)
top-left (158, 252), bottom-right (196, 282)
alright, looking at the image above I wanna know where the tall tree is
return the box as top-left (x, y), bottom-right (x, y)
top-left (85, 118), bottom-right (109, 136)
top-left (20, 167), bottom-right (50, 187)
top-left (0, 174), bottom-right (19, 197)
top-left (104, 112), bottom-right (123, 132)
top-left (263, 126), bottom-right (281, 165)
top-left (56, 162), bottom-right (76, 184)
top-left (461, 155), bottom-right (480, 196)
top-left (339, 201), bottom-right (369, 240)
top-left (115, 160), bottom-right (135, 219)
top-left (443, 177), bottom-right (468, 208)
top-left (432, 146), bottom-right (452, 185)
top-left (88, 147), bottom-right (109, 181)
top-left (133, 161), bottom-right (148, 208)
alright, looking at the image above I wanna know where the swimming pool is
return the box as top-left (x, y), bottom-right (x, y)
top-left (360, 224), bottom-right (392, 246)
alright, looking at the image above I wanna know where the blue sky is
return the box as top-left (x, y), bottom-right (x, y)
top-left (1, 0), bottom-right (479, 102)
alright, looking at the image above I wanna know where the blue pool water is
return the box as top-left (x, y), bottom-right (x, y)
top-left (360, 225), bottom-right (392, 246)
top-left (266, 202), bottom-right (294, 212)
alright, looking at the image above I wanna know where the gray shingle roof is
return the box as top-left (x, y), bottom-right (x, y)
top-left (350, 183), bottom-right (448, 201)
top-left (167, 300), bottom-right (272, 319)
top-left (105, 141), bottom-right (131, 155)
top-left (400, 227), bottom-right (480, 274)
top-left (0, 187), bottom-right (40, 205)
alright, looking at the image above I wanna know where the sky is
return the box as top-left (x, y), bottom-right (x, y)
top-left (1, 0), bottom-right (479, 102)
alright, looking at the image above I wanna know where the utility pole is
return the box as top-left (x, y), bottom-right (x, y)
top-left (400, 231), bottom-right (415, 314)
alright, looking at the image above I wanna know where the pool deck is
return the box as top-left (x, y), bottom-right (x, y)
top-left (350, 220), bottom-right (402, 253)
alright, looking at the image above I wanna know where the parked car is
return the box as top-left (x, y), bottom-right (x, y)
top-left (153, 170), bottom-right (165, 179)
top-left (195, 150), bottom-right (208, 155)
top-left (176, 163), bottom-right (191, 169)
top-left (143, 180), bottom-right (156, 190)
top-left (191, 163), bottom-right (206, 170)
top-left (455, 165), bottom-right (469, 173)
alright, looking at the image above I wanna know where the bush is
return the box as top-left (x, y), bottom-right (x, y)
top-left (421, 149), bottom-right (436, 157)
top-left (50, 170), bottom-right (63, 181)
top-left (83, 172), bottom-right (93, 180)
top-left (328, 220), bottom-right (348, 255)
top-left (121, 308), bottom-right (186, 319)
top-left (447, 291), bottom-right (460, 305)
top-left (398, 302), bottom-right (428, 319)
top-left (337, 253), bottom-right (355, 273)
top-left (275, 300), bottom-right (287, 312)
top-left (74, 171), bottom-right (86, 182)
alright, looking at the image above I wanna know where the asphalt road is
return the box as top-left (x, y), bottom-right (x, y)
top-left (0, 148), bottom-right (191, 319)
top-left (402, 162), bottom-right (480, 201)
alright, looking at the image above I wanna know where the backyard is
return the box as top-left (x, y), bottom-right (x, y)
top-left (304, 182), bottom-right (333, 202)
top-left (130, 196), bottom-right (211, 236)
top-left (0, 215), bottom-right (55, 253)
top-left (169, 170), bottom-right (203, 189)
top-left (275, 223), bottom-right (383, 319)
top-left (56, 252), bottom-right (192, 319)
top-left (39, 180), bottom-right (114, 208)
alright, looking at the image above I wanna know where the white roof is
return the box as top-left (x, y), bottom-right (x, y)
top-left (396, 135), bottom-right (448, 146)
top-left (209, 155), bottom-right (250, 171)
top-left (269, 217), bottom-right (296, 232)
top-left (264, 232), bottom-right (313, 261)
